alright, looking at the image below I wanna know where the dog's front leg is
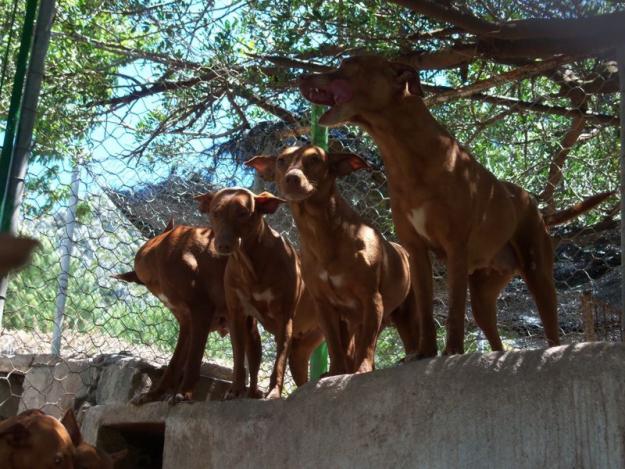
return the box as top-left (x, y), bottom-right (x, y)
top-left (266, 315), bottom-right (293, 399)
top-left (444, 247), bottom-right (469, 355)
top-left (354, 291), bottom-right (384, 373)
top-left (408, 244), bottom-right (436, 358)
top-left (245, 317), bottom-right (263, 399)
top-left (225, 305), bottom-right (247, 400)
top-left (315, 300), bottom-right (349, 375)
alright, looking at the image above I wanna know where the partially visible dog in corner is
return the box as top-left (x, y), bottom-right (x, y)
top-left (0, 408), bottom-right (126, 468)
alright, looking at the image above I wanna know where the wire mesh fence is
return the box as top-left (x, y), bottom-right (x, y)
top-left (0, 1), bottom-right (623, 416)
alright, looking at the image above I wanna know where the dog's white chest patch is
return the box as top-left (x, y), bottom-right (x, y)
top-left (182, 252), bottom-right (198, 271)
top-left (235, 289), bottom-right (263, 320)
top-left (408, 207), bottom-right (430, 241)
top-left (252, 289), bottom-right (275, 303)
top-left (329, 274), bottom-right (343, 287)
top-left (319, 270), bottom-right (344, 288)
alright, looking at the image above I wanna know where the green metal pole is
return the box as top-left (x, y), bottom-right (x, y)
top-left (309, 104), bottom-right (330, 379)
top-left (0, 0), bottom-right (39, 232)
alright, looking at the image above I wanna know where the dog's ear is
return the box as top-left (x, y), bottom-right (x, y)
top-left (0, 421), bottom-right (31, 447)
top-left (390, 62), bottom-right (423, 97)
top-left (61, 408), bottom-right (83, 447)
top-left (163, 218), bottom-right (175, 232)
top-left (193, 192), bottom-right (215, 214)
top-left (328, 152), bottom-right (370, 177)
top-left (254, 192), bottom-right (286, 215)
top-left (0, 235), bottom-right (40, 277)
top-left (245, 155), bottom-right (276, 181)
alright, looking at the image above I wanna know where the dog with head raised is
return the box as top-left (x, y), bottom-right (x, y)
top-left (299, 55), bottom-right (612, 356)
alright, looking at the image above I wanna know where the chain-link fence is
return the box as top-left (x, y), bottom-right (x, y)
top-left (0, 1), bottom-right (623, 417)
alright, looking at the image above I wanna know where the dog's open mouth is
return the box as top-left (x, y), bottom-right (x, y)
top-left (299, 78), bottom-right (352, 107)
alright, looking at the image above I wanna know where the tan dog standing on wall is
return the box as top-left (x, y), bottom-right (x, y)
top-left (115, 221), bottom-right (261, 404)
top-left (299, 55), bottom-right (613, 357)
top-left (196, 188), bottom-right (323, 398)
top-left (247, 146), bottom-right (419, 375)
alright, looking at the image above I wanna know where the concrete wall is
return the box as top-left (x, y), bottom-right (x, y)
top-left (81, 342), bottom-right (625, 469)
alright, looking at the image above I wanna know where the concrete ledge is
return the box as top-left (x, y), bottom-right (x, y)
top-left (82, 342), bottom-right (625, 469)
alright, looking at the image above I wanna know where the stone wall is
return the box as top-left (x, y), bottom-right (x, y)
top-left (0, 353), bottom-right (231, 419)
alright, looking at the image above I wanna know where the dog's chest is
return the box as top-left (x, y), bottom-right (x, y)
top-left (234, 288), bottom-right (277, 322)
top-left (311, 269), bottom-right (360, 314)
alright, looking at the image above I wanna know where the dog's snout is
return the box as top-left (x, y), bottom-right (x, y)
top-left (216, 239), bottom-right (234, 254)
top-left (285, 172), bottom-right (301, 187)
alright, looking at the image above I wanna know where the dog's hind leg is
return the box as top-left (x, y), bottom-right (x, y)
top-left (132, 311), bottom-right (190, 405)
top-left (468, 269), bottom-right (513, 352)
top-left (176, 306), bottom-right (212, 402)
top-left (390, 288), bottom-right (419, 355)
top-left (518, 227), bottom-right (560, 347)
top-left (289, 329), bottom-right (324, 386)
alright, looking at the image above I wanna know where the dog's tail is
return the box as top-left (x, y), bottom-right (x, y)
top-left (542, 190), bottom-right (615, 226)
top-left (112, 270), bottom-right (144, 285)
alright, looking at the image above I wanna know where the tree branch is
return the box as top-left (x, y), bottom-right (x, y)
top-left (390, 0), bottom-right (498, 35)
top-left (540, 112), bottom-right (588, 210)
top-left (246, 53), bottom-right (332, 72)
top-left (390, 1), bottom-right (625, 42)
top-left (423, 56), bottom-right (568, 106)
top-left (234, 87), bottom-right (300, 126)
top-left (423, 84), bottom-right (620, 126)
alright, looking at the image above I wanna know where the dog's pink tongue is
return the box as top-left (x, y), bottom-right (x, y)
top-left (330, 79), bottom-right (352, 105)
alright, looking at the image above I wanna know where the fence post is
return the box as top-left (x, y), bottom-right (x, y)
top-left (51, 158), bottom-right (82, 356)
top-left (309, 104), bottom-right (330, 379)
top-left (0, 0), bottom-right (38, 224)
top-left (619, 47), bottom-right (625, 342)
top-left (0, 0), bottom-right (54, 324)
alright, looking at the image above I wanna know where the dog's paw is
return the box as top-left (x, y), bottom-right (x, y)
top-left (130, 391), bottom-right (159, 406)
top-left (224, 387), bottom-right (246, 400)
top-left (247, 388), bottom-right (264, 399)
top-left (412, 346), bottom-right (438, 360)
top-left (168, 393), bottom-right (193, 406)
top-left (264, 387), bottom-right (281, 400)
top-left (442, 344), bottom-right (464, 356)
top-left (355, 360), bottom-right (374, 374)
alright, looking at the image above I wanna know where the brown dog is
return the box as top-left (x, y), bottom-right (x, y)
top-left (60, 409), bottom-right (127, 469)
top-left (0, 409), bottom-right (124, 469)
top-left (0, 234), bottom-right (39, 277)
top-left (247, 146), bottom-right (419, 375)
top-left (196, 188), bottom-right (323, 398)
top-left (115, 220), bottom-right (259, 404)
top-left (299, 55), bottom-right (613, 356)
top-left (0, 409), bottom-right (74, 469)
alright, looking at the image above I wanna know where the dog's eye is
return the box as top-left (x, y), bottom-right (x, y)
top-left (237, 210), bottom-right (249, 219)
top-left (54, 455), bottom-right (63, 464)
top-left (308, 155), bottom-right (322, 164)
top-left (277, 158), bottom-right (286, 167)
